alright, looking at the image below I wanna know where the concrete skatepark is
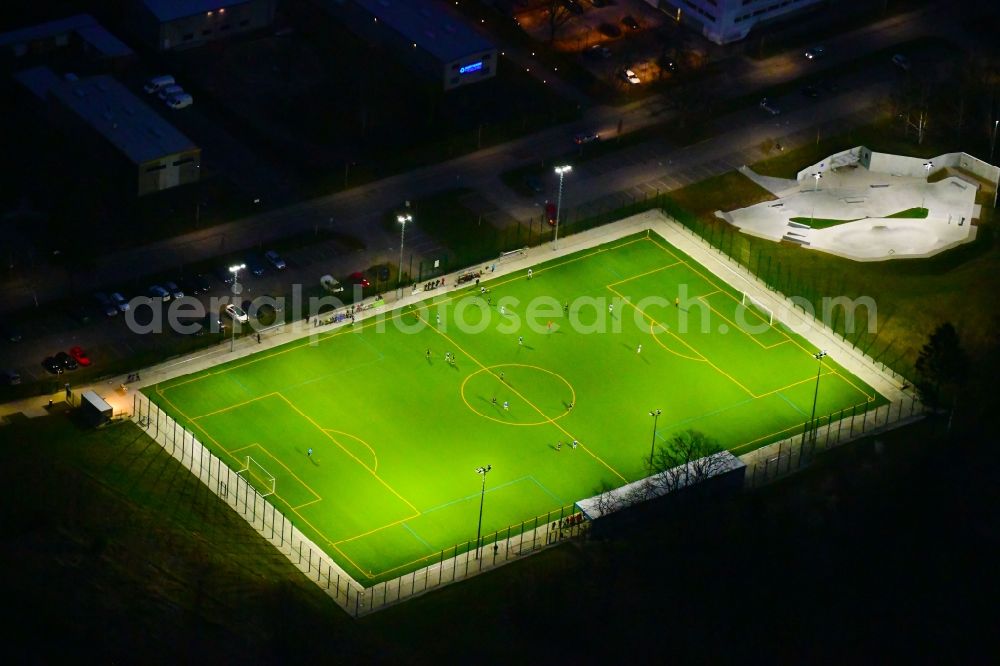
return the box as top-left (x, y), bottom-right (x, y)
top-left (719, 148), bottom-right (998, 261)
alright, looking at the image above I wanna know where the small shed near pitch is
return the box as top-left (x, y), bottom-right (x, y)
top-left (80, 390), bottom-right (113, 426)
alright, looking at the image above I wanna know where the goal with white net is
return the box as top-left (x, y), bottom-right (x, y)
top-left (741, 292), bottom-right (774, 326)
top-left (237, 456), bottom-right (276, 497)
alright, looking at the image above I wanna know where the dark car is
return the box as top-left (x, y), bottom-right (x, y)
top-left (1, 325), bottom-right (23, 343)
top-left (42, 356), bottom-right (63, 374)
top-left (801, 85), bottom-right (820, 98)
top-left (55, 351), bottom-right (78, 371)
top-left (561, 0), bottom-right (584, 14)
top-left (194, 274), bottom-right (213, 293)
top-left (94, 292), bottom-right (118, 318)
top-left (660, 57), bottom-right (678, 73)
top-left (523, 175), bottom-right (544, 193)
top-left (574, 131), bottom-right (600, 145)
top-left (621, 15), bottom-right (640, 30)
top-left (583, 43), bottom-right (612, 60)
top-left (215, 267), bottom-right (236, 285)
top-left (597, 22), bottom-right (621, 38)
top-left (246, 257), bottom-right (266, 277)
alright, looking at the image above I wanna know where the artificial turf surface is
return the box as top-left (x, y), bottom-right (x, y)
top-left (148, 231), bottom-right (885, 584)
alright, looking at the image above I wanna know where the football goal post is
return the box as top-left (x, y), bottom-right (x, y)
top-left (741, 292), bottom-right (774, 325)
top-left (237, 456), bottom-right (276, 497)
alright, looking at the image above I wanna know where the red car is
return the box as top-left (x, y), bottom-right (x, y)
top-left (69, 346), bottom-right (91, 367)
top-left (349, 272), bottom-right (371, 288)
top-left (545, 201), bottom-right (557, 226)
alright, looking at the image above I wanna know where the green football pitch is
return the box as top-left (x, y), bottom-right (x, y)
top-left (148, 231), bottom-right (884, 584)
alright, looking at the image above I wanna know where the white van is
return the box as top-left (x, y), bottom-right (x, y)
top-left (157, 84), bottom-right (184, 100)
top-left (143, 75), bottom-right (175, 94)
top-left (165, 92), bottom-right (193, 110)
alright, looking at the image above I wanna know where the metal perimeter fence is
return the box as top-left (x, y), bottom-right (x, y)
top-left (744, 393), bottom-right (927, 487)
top-left (131, 391), bottom-right (587, 616)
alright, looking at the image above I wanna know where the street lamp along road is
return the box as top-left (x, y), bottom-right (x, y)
top-left (553, 165), bottom-right (572, 250)
top-left (474, 465), bottom-right (492, 559)
top-left (397, 213), bottom-right (412, 296)
top-left (228, 263), bottom-right (245, 352)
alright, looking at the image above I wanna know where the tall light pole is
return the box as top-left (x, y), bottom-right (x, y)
top-left (922, 161), bottom-right (933, 210)
top-left (553, 165), bottom-right (572, 250)
top-left (648, 409), bottom-right (661, 468)
top-left (808, 351), bottom-right (828, 441)
top-left (810, 172), bottom-right (823, 227)
top-left (228, 263), bottom-right (245, 352)
top-left (474, 465), bottom-right (492, 559)
top-left (396, 213), bottom-right (412, 296)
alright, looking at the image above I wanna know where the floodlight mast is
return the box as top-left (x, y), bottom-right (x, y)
top-left (648, 409), bottom-right (661, 468)
top-left (922, 161), bottom-right (934, 210)
top-left (397, 213), bottom-right (412, 296)
top-left (229, 263), bottom-right (245, 352)
top-left (808, 351), bottom-right (828, 441)
top-left (474, 465), bottom-right (492, 559)
top-left (553, 165), bottom-right (572, 250)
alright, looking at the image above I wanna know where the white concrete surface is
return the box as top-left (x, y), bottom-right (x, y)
top-left (721, 149), bottom-right (983, 261)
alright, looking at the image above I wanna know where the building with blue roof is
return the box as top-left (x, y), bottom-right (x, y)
top-left (15, 67), bottom-right (201, 196)
top-left (329, 0), bottom-right (497, 90)
top-left (131, 0), bottom-right (276, 51)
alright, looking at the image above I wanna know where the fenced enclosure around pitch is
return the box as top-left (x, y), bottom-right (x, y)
top-left (127, 204), bottom-right (927, 616)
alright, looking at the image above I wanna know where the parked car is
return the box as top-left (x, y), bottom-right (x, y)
top-left (349, 271), bottom-right (370, 288)
top-left (215, 267), bottom-right (236, 285)
top-left (584, 43), bottom-right (613, 60)
top-left (165, 92), bottom-right (193, 109)
top-left (597, 22), bottom-right (621, 38)
top-left (94, 292), bottom-right (117, 317)
top-left (55, 351), bottom-right (78, 371)
top-left (1, 325), bottom-right (22, 343)
top-left (892, 54), bottom-right (911, 71)
top-left (574, 131), bottom-right (600, 145)
top-left (67, 303), bottom-right (92, 325)
top-left (111, 292), bottom-right (129, 312)
top-left (759, 97), bottom-right (780, 115)
top-left (42, 356), bottom-right (63, 374)
top-left (804, 46), bottom-right (826, 59)
top-left (247, 257), bottom-right (265, 277)
top-left (621, 15), bottom-right (640, 30)
top-left (523, 175), bottom-right (544, 193)
top-left (224, 304), bottom-right (249, 324)
top-left (264, 250), bottom-right (286, 270)
top-left (660, 58), bottom-right (678, 73)
top-left (194, 274), bottom-right (213, 293)
top-left (164, 281), bottom-right (184, 299)
top-left (545, 201), bottom-right (557, 226)
top-left (561, 0), bottom-right (584, 15)
top-left (801, 85), bottom-right (820, 98)
top-left (69, 345), bottom-right (91, 367)
top-left (320, 275), bottom-right (345, 293)
top-left (620, 68), bottom-right (641, 85)
top-left (2, 369), bottom-right (21, 386)
top-left (157, 84), bottom-right (184, 101)
top-left (143, 74), bottom-right (174, 94)
top-left (148, 284), bottom-right (171, 301)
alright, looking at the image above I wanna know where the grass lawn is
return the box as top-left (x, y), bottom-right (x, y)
top-left (788, 208), bottom-right (928, 230)
top-left (147, 231), bottom-right (883, 584)
top-left (662, 125), bottom-right (998, 378)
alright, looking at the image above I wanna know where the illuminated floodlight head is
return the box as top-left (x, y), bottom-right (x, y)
top-left (476, 465), bottom-right (492, 475)
top-left (923, 161), bottom-right (934, 172)
top-left (649, 409), bottom-right (661, 417)
top-left (814, 350), bottom-right (828, 360)
top-left (397, 213), bottom-right (413, 225)
top-left (229, 263), bottom-right (246, 274)
top-left (554, 165), bottom-right (572, 176)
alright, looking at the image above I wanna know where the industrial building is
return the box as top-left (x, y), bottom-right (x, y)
top-left (331, 0), bottom-right (497, 90)
top-left (15, 67), bottom-right (201, 196)
top-left (130, 0), bottom-right (277, 51)
top-left (648, 0), bottom-right (824, 44)
top-left (0, 14), bottom-right (133, 69)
